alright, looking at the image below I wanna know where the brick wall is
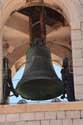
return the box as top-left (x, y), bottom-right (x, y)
top-left (0, 102), bottom-right (83, 125)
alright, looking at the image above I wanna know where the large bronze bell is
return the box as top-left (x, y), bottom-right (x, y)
top-left (16, 6), bottom-right (63, 100)
top-left (16, 39), bottom-right (63, 100)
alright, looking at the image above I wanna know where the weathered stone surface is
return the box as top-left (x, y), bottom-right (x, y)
top-left (65, 111), bottom-right (80, 119)
top-left (57, 111), bottom-right (65, 119)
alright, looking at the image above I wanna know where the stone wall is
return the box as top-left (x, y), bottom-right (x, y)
top-left (72, 1), bottom-right (83, 100)
top-left (0, 102), bottom-right (83, 125)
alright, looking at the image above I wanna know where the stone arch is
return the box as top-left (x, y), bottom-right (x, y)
top-left (44, 0), bottom-right (82, 29)
top-left (0, 0), bottom-right (81, 68)
top-left (0, 0), bottom-right (82, 29)
top-left (0, 0), bottom-right (81, 73)
top-left (0, 0), bottom-right (82, 102)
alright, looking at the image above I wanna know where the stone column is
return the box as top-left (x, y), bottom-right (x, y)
top-left (0, 30), bottom-right (3, 103)
top-left (71, 28), bottom-right (83, 100)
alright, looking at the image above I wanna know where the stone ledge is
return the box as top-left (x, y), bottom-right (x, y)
top-left (0, 102), bottom-right (83, 114)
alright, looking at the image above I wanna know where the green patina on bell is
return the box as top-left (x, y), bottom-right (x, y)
top-left (16, 6), bottom-right (63, 100)
top-left (16, 40), bottom-right (63, 100)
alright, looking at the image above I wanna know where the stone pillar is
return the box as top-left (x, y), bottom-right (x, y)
top-left (71, 28), bottom-right (83, 100)
top-left (0, 0), bottom-right (4, 104)
top-left (0, 30), bottom-right (3, 103)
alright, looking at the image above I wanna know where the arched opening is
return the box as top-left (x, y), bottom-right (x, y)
top-left (0, 0), bottom-right (81, 103)
top-left (3, 5), bottom-right (72, 104)
top-left (3, 5), bottom-right (71, 72)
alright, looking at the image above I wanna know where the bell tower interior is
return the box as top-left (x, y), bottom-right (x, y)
top-left (3, 4), bottom-right (73, 103)
top-left (3, 5), bottom-right (71, 75)
top-left (0, 1), bottom-right (83, 125)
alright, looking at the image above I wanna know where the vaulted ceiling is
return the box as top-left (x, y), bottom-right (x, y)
top-left (3, 6), bottom-right (71, 73)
